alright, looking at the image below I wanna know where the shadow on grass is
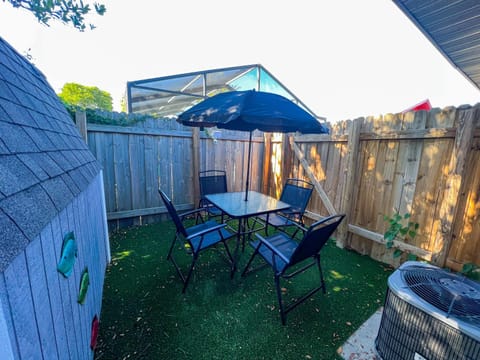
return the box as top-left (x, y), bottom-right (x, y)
top-left (94, 221), bottom-right (392, 360)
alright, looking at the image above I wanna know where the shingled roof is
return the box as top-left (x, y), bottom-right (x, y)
top-left (0, 37), bottom-right (101, 272)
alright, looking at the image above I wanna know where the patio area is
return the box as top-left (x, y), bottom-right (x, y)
top-left (94, 220), bottom-right (392, 359)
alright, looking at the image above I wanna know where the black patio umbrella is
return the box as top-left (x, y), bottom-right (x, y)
top-left (177, 90), bottom-right (329, 200)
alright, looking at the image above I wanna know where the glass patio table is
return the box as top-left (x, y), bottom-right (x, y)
top-left (205, 191), bottom-right (290, 274)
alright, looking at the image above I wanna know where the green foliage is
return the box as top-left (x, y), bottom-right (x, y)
top-left (383, 212), bottom-right (419, 258)
top-left (120, 93), bottom-right (127, 113)
top-left (461, 263), bottom-right (480, 282)
top-left (63, 105), bottom-right (163, 127)
top-left (59, 82), bottom-right (112, 111)
top-left (5, 0), bottom-right (106, 31)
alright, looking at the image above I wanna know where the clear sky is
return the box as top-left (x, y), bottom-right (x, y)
top-left (0, 0), bottom-right (478, 122)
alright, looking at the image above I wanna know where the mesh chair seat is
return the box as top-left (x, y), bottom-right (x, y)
top-left (256, 213), bottom-right (297, 229)
top-left (243, 214), bottom-right (345, 324)
top-left (159, 189), bottom-right (235, 293)
top-left (200, 204), bottom-right (223, 217)
top-left (186, 220), bottom-right (235, 252)
top-left (255, 179), bottom-right (314, 235)
top-left (249, 233), bottom-right (297, 273)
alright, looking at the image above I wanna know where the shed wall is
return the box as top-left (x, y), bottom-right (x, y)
top-left (0, 173), bottom-right (108, 360)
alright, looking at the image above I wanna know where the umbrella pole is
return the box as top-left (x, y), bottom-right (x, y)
top-left (245, 131), bottom-right (252, 201)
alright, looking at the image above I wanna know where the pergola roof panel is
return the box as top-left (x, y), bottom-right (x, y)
top-left (127, 64), bottom-right (324, 120)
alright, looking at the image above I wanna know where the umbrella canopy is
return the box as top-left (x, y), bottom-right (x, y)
top-left (177, 90), bottom-right (329, 134)
top-left (177, 90), bottom-right (329, 200)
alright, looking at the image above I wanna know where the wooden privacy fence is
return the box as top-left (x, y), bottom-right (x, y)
top-left (84, 118), bottom-right (265, 229)
top-left (285, 104), bottom-right (480, 270)
top-left (79, 104), bottom-right (480, 270)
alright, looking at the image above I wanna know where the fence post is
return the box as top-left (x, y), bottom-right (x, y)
top-left (433, 105), bottom-right (477, 267)
top-left (75, 110), bottom-right (88, 143)
top-left (192, 127), bottom-right (200, 208)
top-left (283, 134), bottom-right (293, 181)
top-left (262, 133), bottom-right (272, 195)
top-left (337, 117), bottom-right (363, 248)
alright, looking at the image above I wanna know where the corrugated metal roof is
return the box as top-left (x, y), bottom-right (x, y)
top-left (393, 0), bottom-right (480, 91)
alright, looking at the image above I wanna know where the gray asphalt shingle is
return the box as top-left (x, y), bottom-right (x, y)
top-left (41, 176), bottom-right (74, 212)
top-left (0, 211), bottom-right (29, 273)
top-left (61, 173), bottom-right (81, 196)
top-left (29, 152), bottom-right (63, 178)
top-left (0, 184), bottom-right (57, 240)
top-left (0, 155), bottom-right (38, 196)
top-left (0, 138), bottom-right (8, 155)
top-left (0, 121), bottom-right (39, 153)
top-left (17, 153), bottom-right (49, 181)
top-left (49, 151), bottom-right (75, 172)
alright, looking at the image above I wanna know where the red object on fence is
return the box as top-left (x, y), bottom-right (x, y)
top-left (402, 99), bottom-right (432, 113)
top-left (90, 315), bottom-right (99, 350)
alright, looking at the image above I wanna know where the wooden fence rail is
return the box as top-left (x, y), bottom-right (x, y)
top-left (83, 104), bottom-right (480, 271)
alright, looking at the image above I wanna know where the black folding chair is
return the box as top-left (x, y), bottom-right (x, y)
top-left (242, 214), bottom-right (345, 324)
top-left (159, 189), bottom-right (235, 293)
top-left (254, 178), bottom-right (314, 235)
top-left (198, 170), bottom-right (228, 221)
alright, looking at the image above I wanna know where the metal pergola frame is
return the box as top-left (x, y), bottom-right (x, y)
top-left (126, 64), bottom-right (325, 121)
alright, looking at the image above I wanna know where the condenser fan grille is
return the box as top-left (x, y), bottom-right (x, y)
top-left (401, 266), bottom-right (480, 324)
top-left (376, 262), bottom-right (480, 360)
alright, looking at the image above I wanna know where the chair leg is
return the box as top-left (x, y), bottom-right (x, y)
top-left (241, 246), bottom-right (260, 277)
top-left (264, 219), bottom-right (270, 236)
top-left (222, 240), bottom-right (234, 267)
top-left (166, 234), bottom-right (178, 260)
top-left (274, 275), bottom-right (286, 325)
top-left (316, 255), bottom-right (326, 294)
top-left (240, 218), bottom-right (248, 253)
top-left (182, 253), bottom-right (199, 293)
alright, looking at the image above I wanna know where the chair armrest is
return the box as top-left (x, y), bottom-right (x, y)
top-left (186, 223), bottom-right (228, 240)
top-left (287, 221), bottom-right (308, 239)
top-left (254, 234), bottom-right (290, 264)
top-left (180, 208), bottom-right (206, 220)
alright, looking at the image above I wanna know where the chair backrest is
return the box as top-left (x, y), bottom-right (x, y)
top-left (288, 214), bottom-right (345, 267)
top-left (159, 189), bottom-right (188, 237)
top-left (280, 178), bottom-right (314, 215)
top-left (199, 170), bottom-right (227, 197)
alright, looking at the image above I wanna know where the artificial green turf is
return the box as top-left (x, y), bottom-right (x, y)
top-left (94, 221), bottom-right (393, 360)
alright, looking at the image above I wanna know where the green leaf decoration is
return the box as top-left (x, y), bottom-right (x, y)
top-left (408, 230), bottom-right (417, 238)
top-left (386, 241), bottom-right (393, 249)
top-left (78, 268), bottom-right (90, 304)
top-left (393, 249), bottom-right (403, 258)
top-left (57, 232), bottom-right (77, 278)
top-left (403, 213), bottom-right (411, 219)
